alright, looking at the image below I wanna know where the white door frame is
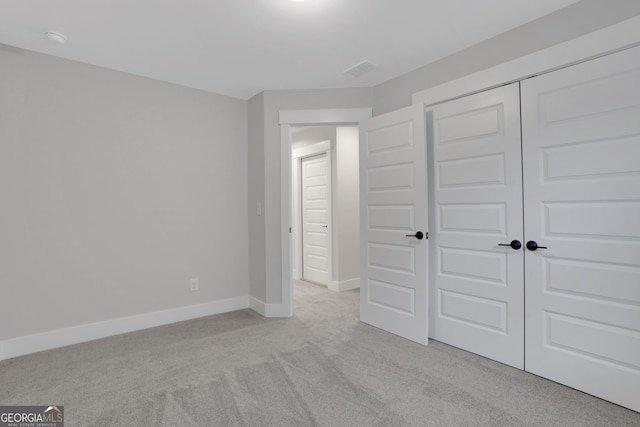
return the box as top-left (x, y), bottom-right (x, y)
top-left (279, 108), bottom-right (373, 316)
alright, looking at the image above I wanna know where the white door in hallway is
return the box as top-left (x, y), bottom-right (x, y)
top-left (359, 104), bottom-right (428, 344)
top-left (301, 153), bottom-right (331, 285)
top-left (522, 45), bottom-right (640, 412)
top-left (429, 83), bottom-right (525, 368)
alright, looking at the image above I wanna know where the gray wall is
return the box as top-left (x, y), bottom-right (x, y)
top-left (373, 0), bottom-right (640, 115)
top-left (4, 0), bottom-right (638, 337)
top-left (334, 126), bottom-right (360, 283)
top-left (291, 126), bottom-right (335, 148)
top-left (248, 88), bottom-right (373, 304)
top-left (0, 47), bottom-right (248, 340)
top-left (248, 93), bottom-right (266, 302)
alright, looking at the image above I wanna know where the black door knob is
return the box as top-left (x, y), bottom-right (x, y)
top-left (405, 231), bottom-right (425, 240)
top-left (498, 240), bottom-right (522, 250)
top-left (526, 241), bottom-right (548, 251)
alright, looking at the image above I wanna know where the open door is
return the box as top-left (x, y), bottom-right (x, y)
top-left (300, 152), bottom-right (332, 285)
top-left (359, 104), bottom-right (428, 344)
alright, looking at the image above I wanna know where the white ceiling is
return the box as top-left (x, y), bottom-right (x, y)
top-left (0, 0), bottom-right (580, 100)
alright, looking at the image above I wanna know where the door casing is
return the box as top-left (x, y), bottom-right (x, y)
top-left (279, 108), bottom-right (372, 317)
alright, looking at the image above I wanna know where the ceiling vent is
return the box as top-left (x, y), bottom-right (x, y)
top-left (344, 60), bottom-right (377, 77)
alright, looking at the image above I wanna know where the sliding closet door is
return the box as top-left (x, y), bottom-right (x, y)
top-left (522, 45), bottom-right (640, 412)
top-left (430, 83), bottom-right (525, 368)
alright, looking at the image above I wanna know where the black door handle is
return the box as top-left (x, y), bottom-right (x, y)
top-left (526, 241), bottom-right (547, 251)
top-left (405, 231), bottom-right (426, 240)
top-left (498, 240), bottom-right (522, 250)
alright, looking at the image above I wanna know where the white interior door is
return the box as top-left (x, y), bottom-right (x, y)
top-left (429, 83), bottom-right (525, 368)
top-left (301, 153), bottom-right (331, 285)
top-left (360, 104), bottom-right (428, 344)
top-left (522, 46), bottom-right (640, 412)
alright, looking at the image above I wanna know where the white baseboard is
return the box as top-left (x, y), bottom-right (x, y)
top-left (0, 296), bottom-right (249, 362)
top-left (328, 278), bottom-right (360, 292)
top-left (249, 297), bottom-right (291, 318)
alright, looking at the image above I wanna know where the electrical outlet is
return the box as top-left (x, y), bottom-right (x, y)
top-left (190, 277), bottom-right (199, 291)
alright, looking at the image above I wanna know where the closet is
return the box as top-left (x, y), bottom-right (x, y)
top-left (361, 44), bottom-right (640, 412)
top-left (429, 82), bottom-right (525, 368)
top-left (430, 45), bottom-right (640, 411)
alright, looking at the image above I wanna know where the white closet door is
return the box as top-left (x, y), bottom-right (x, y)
top-left (522, 45), bottom-right (640, 412)
top-left (360, 104), bottom-right (428, 344)
top-left (301, 153), bottom-right (331, 285)
top-left (430, 83), bottom-right (525, 368)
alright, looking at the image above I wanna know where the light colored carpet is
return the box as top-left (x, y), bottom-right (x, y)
top-left (1, 280), bottom-right (638, 426)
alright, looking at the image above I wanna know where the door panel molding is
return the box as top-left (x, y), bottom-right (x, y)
top-left (522, 44), bottom-right (640, 413)
top-left (301, 153), bottom-right (332, 285)
top-left (360, 104), bottom-right (428, 344)
top-left (429, 82), bottom-right (525, 369)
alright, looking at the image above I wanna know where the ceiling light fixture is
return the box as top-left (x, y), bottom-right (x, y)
top-left (44, 31), bottom-right (67, 44)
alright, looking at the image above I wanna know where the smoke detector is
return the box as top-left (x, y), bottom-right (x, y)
top-left (45, 31), bottom-right (67, 44)
top-left (344, 60), bottom-right (377, 78)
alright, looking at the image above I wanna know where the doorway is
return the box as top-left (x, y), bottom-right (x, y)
top-left (291, 125), bottom-right (360, 291)
top-left (279, 108), bottom-right (372, 315)
top-left (292, 131), bottom-right (333, 286)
